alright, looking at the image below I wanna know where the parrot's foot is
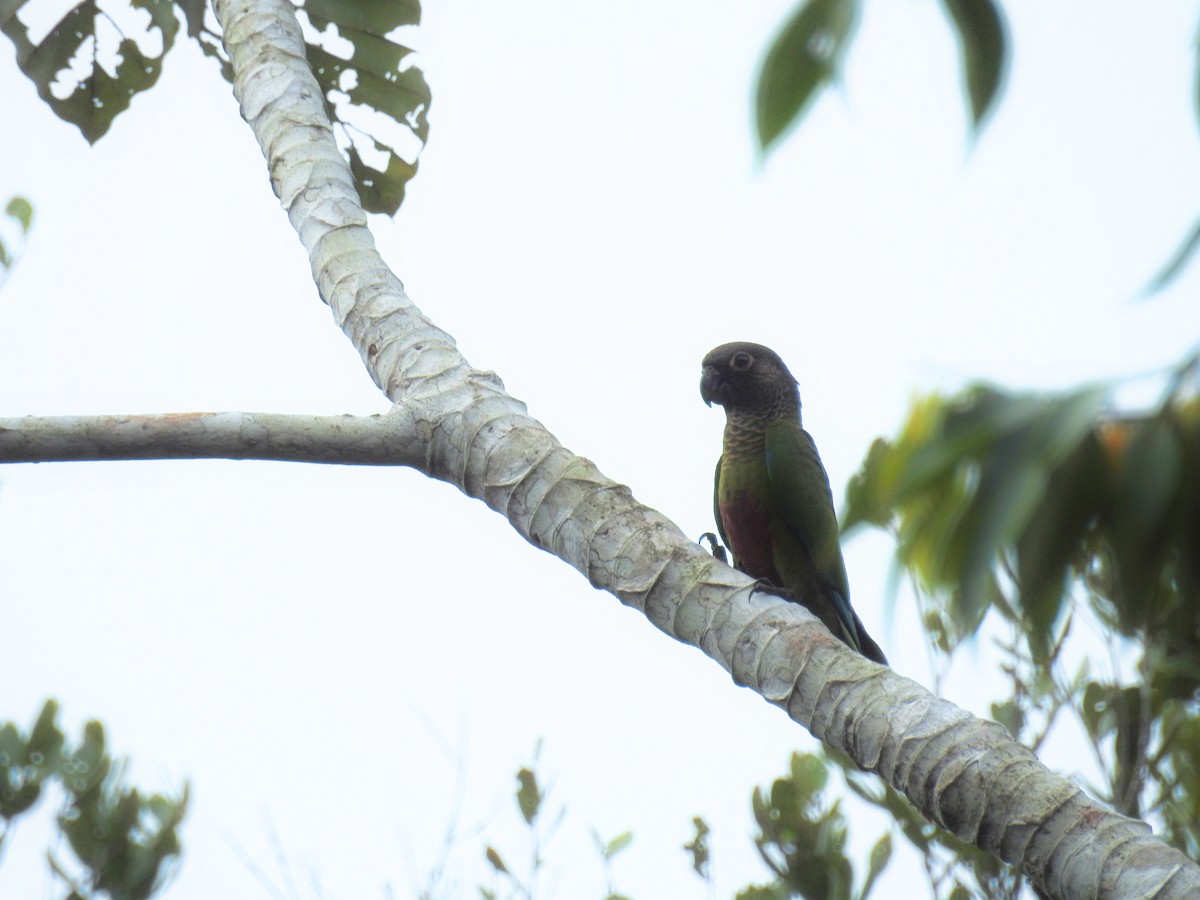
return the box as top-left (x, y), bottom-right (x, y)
top-left (699, 532), bottom-right (728, 565)
top-left (748, 579), bottom-right (797, 602)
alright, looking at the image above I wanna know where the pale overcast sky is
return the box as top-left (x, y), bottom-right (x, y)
top-left (1, 1), bottom-right (1198, 897)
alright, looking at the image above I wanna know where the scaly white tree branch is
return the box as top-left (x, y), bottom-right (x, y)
top-left (0, 413), bottom-right (417, 464)
top-left (207, 1), bottom-right (1198, 896)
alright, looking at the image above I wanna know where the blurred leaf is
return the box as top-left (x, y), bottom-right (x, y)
top-left (852, 385), bottom-right (1105, 645)
top-left (484, 845), bottom-right (509, 874)
top-left (755, 0), bottom-right (861, 154)
top-left (750, 753), bottom-right (855, 900)
top-left (736, 885), bottom-right (790, 900)
top-left (858, 832), bottom-right (892, 900)
top-left (0, 0), bottom-right (178, 143)
top-left (27, 699), bottom-right (65, 766)
top-left (515, 766), bottom-right (541, 825)
top-left (684, 816), bottom-right (711, 878)
top-left (603, 830), bottom-right (633, 858)
top-left (790, 751), bottom-right (828, 798)
top-left (1104, 419), bottom-right (1184, 630)
top-left (0, 704), bottom-right (184, 898)
top-left (1081, 680), bottom-right (1116, 743)
top-left (1112, 686), bottom-right (1147, 816)
top-left (0, 701), bottom-right (65, 819)
top-left (939, 0), bottom-right (1008, 133)
top-left (989, 699), bottom-right (1024, 739)
top-left (1143, 214), bottom-right (1200, 297)
top-left (5, 196), bottom-right (33, 232)
top-left (1016, 432), bottom-right (1106, 660)
top-left (843, 439), bottom-right (896, 531)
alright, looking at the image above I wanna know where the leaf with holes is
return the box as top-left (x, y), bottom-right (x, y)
top-left (0, 0), bottom-right (178, 143)
top-left (299, 0), bottom-right (430, 215)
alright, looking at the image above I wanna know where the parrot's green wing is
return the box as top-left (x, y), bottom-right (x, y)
top-left (764, 420), bottom-right (859, 645)
top-left (712, 454), bottom-right (737, 569)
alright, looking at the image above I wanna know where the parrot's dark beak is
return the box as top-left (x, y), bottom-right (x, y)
top-left (700, 366), bottom-right (723, 407)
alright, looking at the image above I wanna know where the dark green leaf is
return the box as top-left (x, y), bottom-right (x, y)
top-left (755, 0), bottom-right (861, 154)
top-left (1, 0), bottom-right (177, 143)
top-left (940, 0), bottom-right (1008, 133)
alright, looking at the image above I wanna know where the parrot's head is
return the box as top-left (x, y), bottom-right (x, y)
top-left (700, 342), bottom-right (800, 418)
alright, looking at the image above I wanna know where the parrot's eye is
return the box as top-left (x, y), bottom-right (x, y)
top-left (731, 352), bottom-right (754, 371)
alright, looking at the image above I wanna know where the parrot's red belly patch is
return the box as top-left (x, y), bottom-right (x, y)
top-left (718, 493), bottom-right (779, 582)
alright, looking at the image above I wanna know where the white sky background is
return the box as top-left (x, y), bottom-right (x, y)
top-left (1, 0), bottom-right (1199, 897)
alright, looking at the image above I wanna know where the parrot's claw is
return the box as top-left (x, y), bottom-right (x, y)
top-left (748, 579), bottom-right (797, 602)
top-left (699, 532), bottom-right (728, 564)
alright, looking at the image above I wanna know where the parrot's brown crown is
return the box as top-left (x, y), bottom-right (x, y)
top-left (700, 342), bottom-right (801, 420)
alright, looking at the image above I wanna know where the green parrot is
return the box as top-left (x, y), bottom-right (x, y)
top-left (700, 341), bottom-right (887, 665)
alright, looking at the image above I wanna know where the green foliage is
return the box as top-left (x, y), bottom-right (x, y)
top-left (1, 0), bottom-right (429, 215)
top-left (0, 699), bottom-right (187, 899)
top-left (755, 0), bottom-right (861, 154)
top-left (736, 752), bottom-right (891, 900)
top-left (842, 352), bottom-right (1200, 865)
top-left (846, 380), bottom-right (1147, 659)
